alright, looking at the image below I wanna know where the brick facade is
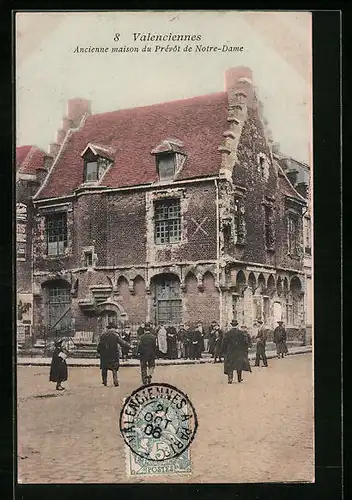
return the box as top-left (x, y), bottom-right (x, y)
top-left (27, 66), bottom-right (310, 343)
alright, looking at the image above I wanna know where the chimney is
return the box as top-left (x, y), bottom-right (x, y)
top-left (225, 67), bottom-right (256, 109)
top-left (67, 98), bottom-right (91, 128)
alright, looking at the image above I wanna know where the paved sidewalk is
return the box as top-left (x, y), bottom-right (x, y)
top-left (17, 345), bottom-right (312, 367)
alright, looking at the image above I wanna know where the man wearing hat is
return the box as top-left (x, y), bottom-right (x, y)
top-left (97, 321), bottom-right (132, 386)
top-left (49, 339), bottom-right (68, 391)
top-left (273, 321), bottom-right (288, 359)
top-left (223, 320), bottom-right (252, 384)
top-left (137, 322), bottom-right (158, 385)
top-left (254, 320), bottom-right (268, 367)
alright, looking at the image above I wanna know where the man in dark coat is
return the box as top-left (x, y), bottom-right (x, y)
top-left (213, 323), bottom-right (224, 363)
top-left (273, 321), bottom-right (288, 359)
top-left (223, 320), bottom-right (252, 384)
top-left (166, 323), bottom-right (178, 359)
top-left (49, 339), bottom-right (68, 390)
top-left (137, 322), bottom-right (158, 385)
top-left (254, 320), bottom-right (268, 367)
top-left (97, 321), bottom-right (131, 386)
top-left (208, 321), bottom-right (218, 358)
top-left (189, 324), bottom-right (202, 360)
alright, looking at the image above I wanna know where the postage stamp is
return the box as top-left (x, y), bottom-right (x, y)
top-left (120, 383), bottom-right (198, 475)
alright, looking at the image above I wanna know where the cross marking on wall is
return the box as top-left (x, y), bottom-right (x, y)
top-left (191, 217), bottom-right (209, 236)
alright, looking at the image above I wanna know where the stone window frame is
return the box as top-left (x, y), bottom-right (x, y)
top-left (146, 189), bottom-right (188, 253)
top-left (38, 203), bottom-right (73, 260)
top-left (82, 245), bottom-right (98, 269)
top-left (286, 209), bottom-right (302, 259)
top-left (154, 198), bottom-right (181, 245)
top-left (262, 197), bottom-right (276, 252)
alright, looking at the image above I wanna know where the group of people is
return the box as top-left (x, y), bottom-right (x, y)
top-left (48, 319), bottom-right (289, 389)
top-left (133, 320), bottom-right (225, 361)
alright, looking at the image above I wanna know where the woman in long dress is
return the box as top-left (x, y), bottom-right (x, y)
top-left (49, 339), bottom-right (68, 391)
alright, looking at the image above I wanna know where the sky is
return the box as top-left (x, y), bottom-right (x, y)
top-left (16, 11), bottom-right (312, 164)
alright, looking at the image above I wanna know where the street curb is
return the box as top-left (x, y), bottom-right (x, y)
top-left (17, 347), bottom-right (312, 367)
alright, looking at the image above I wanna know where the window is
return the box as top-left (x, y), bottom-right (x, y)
top-left (157, 153), bottom-right (176, 181)
top-left (155, 276), bottom-right (181, 324)
top-left (45, 212), bottom-right (67, 256)
top-left (288, 214), bottom-right (299, 255)
top-left (304, 217), bottom-right (311, 254)
top-left (46, 284), bottom-right (72, 333)
top-left (83, 158), bottom-right (109, 183)
top-left (85, 252), bottom-right (93, 267)
top-left (234, 196), bottom-right (246, 244)
top-left (155, 199), bottom-right (181, 244)
top-left (84, 161), bottom-right (98, 182)
top-left (264, 205), bottom-right (275, 250)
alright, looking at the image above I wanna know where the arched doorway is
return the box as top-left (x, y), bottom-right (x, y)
top-left (151, 273), bottom-right (181, 325)
top-left (95, 301), bottom-right (128, 339)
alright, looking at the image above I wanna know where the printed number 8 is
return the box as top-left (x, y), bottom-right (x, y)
top-left (144, 424), bottom-right (162, 438)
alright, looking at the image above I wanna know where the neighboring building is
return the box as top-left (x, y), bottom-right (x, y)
top-left (16, 145), bottom-right (52, 343)
top-left (275, 153), bottom-right (312, 343)
top-left (30, 67), bottom-right (311, 343)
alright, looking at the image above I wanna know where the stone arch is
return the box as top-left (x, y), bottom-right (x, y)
top-left (236, 270), bottom-right (246, 293)
top-left (185, 271), bottom-right (197, 292)
top-left (203, 270), bottom-right (216, 291)
top-left (41, 277), bottom-right (71, 290)
top-left (133, 275), bottom-right (145, 295)
top-left (117, 275), bottom-right (129, 297)
top-left (257, 273), bottom-right (266, 293)
top-left (290, 276), bottom-right (303, 296)
top-left (96, 300), bottom-right (128, 334)
top-left (248, 272), bottom-right (256, 293)
top-left (267, 274), bottom-right (276, 294)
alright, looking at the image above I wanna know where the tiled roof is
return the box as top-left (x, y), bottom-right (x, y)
top-left (36, 92), bottom-right (228, 199)
top-left (16, 145), bottom-right (46, 175)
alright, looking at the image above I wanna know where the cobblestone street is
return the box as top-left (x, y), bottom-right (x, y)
top-left (17, 353), bottom-right (314, 484)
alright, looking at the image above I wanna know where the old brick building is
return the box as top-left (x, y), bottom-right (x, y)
top-left (30, 66), bottom-right (311, 342)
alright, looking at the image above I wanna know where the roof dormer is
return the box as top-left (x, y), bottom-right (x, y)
top-left (151, 138), bottom-right (187, 182)
top-left (80, 143), bottom-right (115, 184)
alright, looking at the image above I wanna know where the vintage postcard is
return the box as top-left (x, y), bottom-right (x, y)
top-left (16, 10), bottom-right (314, 484)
